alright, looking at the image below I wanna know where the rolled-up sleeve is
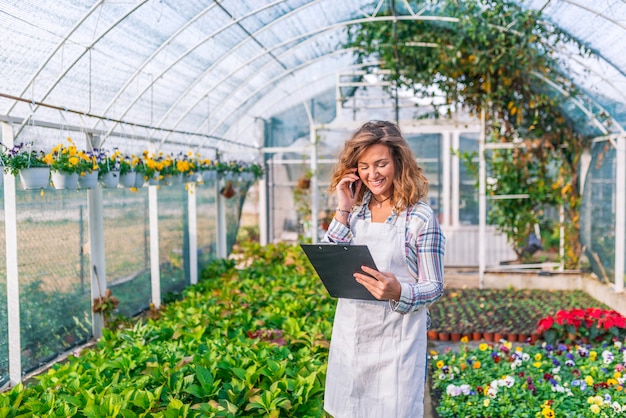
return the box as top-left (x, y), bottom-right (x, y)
top-left (323, 217), bottom-right (353, 243)
top-left (394, 205), bottom-right (446, 314)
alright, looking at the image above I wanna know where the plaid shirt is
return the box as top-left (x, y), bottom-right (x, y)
top-left (324, 193), bottom-right (445, 316)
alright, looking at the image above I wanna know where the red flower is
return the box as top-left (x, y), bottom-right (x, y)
top-left (538, 316), bottom-right (554, 334)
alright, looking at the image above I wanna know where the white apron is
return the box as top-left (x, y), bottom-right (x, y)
top-left (324, 211), bottom-right (428, 417)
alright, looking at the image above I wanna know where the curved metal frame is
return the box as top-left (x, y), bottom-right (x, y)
top-left (11, 0), bottom-right (149, 138)
top-left (4, 0), bottom-right (626, 149)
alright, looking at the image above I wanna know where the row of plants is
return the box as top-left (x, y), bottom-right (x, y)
top-left (0, 139), bottom-right (263, 190)
top-left (429, 288), bottom-right (611, 341)
top-left (0, 242), bottom-right (333, 417)
top-left (430, 338), bottom-right (626, 417)
top-left (2, 241), bottom-right (624, 416)
top-left (347, 0), bottom-right (591, 267)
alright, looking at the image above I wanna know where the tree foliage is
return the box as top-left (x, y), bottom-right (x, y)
top-left (346, 0), bottom-right (593, 266)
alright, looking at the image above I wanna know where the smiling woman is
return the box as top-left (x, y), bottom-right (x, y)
top-left (323, 120), bottom-right (445, 418)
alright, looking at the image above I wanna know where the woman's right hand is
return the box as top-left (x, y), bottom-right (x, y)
top-left (336, 169), bottom-right (361, 211)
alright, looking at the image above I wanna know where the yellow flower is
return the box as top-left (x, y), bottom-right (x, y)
top-left (589, 404), bottom-right (600, 414)
top-left (615, 372), bottom-right (622, 379)
top-left (68, 156), bottom-right (79, 166)
top-left (515, 346), bottom-right (523, 352)
top-left (533, 362), bottom-right (542, 368)
top-left (429, 350), bottom-right (438, 356)
top-left (589, 351), bottom-right (597, 361)
top-left (436, 360), bottom-right (444, 369)
top-left (535, 353), bottom-right (542, 361)
top-left (461, 336), bottom-right (469, 343)
top-left (541, 406), bottom-right (555, 418)
top-left (585, 376), bottom-right (594, 386)
top-left (479, 343), bottom-right (488, 351)
top-left (504, 341), bottom-right (512, 350)
top-left (483, 399), bottom-right (490, 407)
top-left (607, 378), bottom-right (618, 386)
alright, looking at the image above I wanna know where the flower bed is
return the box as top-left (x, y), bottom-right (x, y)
top-left (430, 339), bottom-right (626, 417)
top-left (429, 288), bottom-right (611, 341)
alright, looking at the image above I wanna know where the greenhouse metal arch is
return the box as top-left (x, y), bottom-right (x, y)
top-left (1, 0), bottom-right (626, 389)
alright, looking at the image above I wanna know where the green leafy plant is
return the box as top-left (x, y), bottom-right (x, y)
top-left (430, 339), bottom-right (626, 417)
top-left (43, 138), bottom-right (98, 175)
top-left (1, 141), bottom-right (48, 175)
top-left (537, 308), bottom-right (626, 345)
top-left (0, 242), bottom-right (332, 416)
top-left (346, 0), bottom-right (591, 266)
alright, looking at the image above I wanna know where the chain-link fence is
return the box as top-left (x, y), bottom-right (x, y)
top-left (0, 177), bottom-right (250, 387)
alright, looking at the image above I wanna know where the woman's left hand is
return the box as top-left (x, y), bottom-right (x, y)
top-left (354, 266), bottom-right (402, 301)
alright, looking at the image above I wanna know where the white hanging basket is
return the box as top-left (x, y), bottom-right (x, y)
top-left (78, 170), bottom-right (99, 189)
top-left (51, 171), bottom-right (79, 190)
top-left (18, 167), bottom-right (50, 190)
top-left (133, 172), bottom-right (146, 188)
top-left (119, 171), bottom-right (136, 188)
top-left (99, 170), bottom-right (120, 189)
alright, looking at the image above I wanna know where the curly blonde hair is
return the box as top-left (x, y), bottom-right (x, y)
top-left (329, 120), bottom-right (429, 212)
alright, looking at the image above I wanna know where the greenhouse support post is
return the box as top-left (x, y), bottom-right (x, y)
top-left (87, 133), bottom-right (108, 339)
top-left (478, 109), bottom-right (487, 288)
top-left (310, 124), bottom-right (319, 243)
top-left (149, 185), bottom-right (161, 308)
top-left (259, 164), bottom-right (269, 246)
top-left (216, 173), bottom-right (227, 258)
top-left (615, 134), bottom-right (625, 293)
top-left (188, 182), bottom-right (198, 285)
top-left (2, 121), bottom-right (22, 385)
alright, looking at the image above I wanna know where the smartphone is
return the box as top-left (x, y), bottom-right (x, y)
top-left (349, 181), bottom-right (356, 198)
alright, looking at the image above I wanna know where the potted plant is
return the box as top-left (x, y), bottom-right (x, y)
top-left (198, 158), bottom-right (217, 182)
top-left (2, 142), bottom-right (50, 189)
top-left (96, 148), bottom-right (121, 188)
top-left (297, 170), bottom-right (312, 189)
top-left (134, 151), bottom-right (163, 186)
top-left (118, 154), bottom-right (136, 188)
top-left (43, 138), bottom-right (96, 189)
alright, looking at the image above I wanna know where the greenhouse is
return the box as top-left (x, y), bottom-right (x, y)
top-left (1, 0), bottom-right (626, 416)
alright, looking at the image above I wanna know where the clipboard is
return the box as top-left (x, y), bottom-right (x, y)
top-left (300, 244), bottom-right (379, 301)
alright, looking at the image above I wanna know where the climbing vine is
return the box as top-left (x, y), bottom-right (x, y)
top-left (346, 0), bottom-right (594, 266)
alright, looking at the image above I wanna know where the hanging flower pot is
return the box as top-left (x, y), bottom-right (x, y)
top-left (133, 173), bottom-right (146, 188)
top-left (184, 172), bottom-right (197, 183)
top-left (99, 170), bottom-right (120, 189)
top-left (297, 176), bottom-right (311, 189)
top-left (220, 181), bottom-right (236, 199)
top-left (202, 170), bottom-right (217, 182)
top-left (51, 171), bottom-right (78, 190)
top-left (148, 171), bottom-right (160, 186)
top-left (78, 170), bottom-right (99, 189)
top-left (18, 166), bottom-right (50, 190)
top-left (119, 171), bottom-right (136, 188)
top-left (164, 173), bottom-right (183, 186)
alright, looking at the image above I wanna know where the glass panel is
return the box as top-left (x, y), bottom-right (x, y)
top-left (580, 141), bottom-right (616, 282)
top-left (15, 186), bottom-right (92, 375)
top-left (0, 183), bottom-right (7, 386)
top-left (405, 134), bottom-right (443, 219)
top-left (459, 133), bottom-right (479, 225)
top-left (158, 186), bottom-right (188, 298)
top-left (105, 188), bottom-right (151, 317)
top-left (196, 181), bottom-right (218, 272)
